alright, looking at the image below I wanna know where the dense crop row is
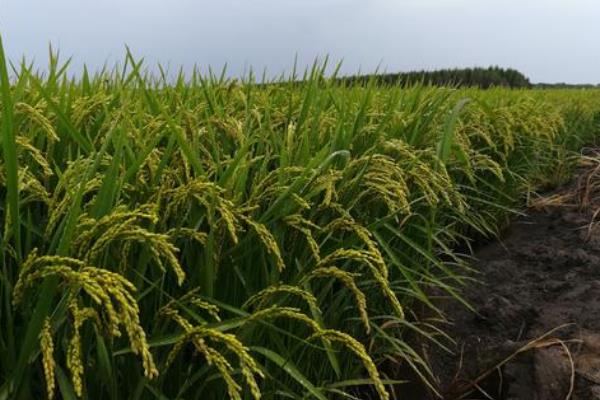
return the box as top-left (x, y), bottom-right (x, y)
top-left (1, 44), bottom-right (600, 399)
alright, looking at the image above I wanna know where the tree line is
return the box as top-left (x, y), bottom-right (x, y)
top-left (341, 66), bottom-right (532, 88)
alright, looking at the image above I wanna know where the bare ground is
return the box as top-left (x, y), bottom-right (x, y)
top-left (421, 156), bottom-right (600, 400)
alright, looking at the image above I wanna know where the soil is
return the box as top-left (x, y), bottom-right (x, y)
top-left (420, 163), bottom-right (600, 400)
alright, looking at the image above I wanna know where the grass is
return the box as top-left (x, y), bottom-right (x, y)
top-left (1, 41), bottom-right (600, 399)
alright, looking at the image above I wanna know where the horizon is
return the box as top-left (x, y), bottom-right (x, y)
top-left (3, 0), bottom-right (600, 85)
top-left (3, 51), bottom-right (597, 86)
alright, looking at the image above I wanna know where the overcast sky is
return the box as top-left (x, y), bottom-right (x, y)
top-left (2, 0), bottom-right (599, 83)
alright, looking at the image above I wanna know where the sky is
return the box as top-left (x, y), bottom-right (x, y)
top-left (2, 0), bottom-right (600, 84)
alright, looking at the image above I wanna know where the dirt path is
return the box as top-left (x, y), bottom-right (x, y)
top-left (425, 159), bottom-right (600, 400)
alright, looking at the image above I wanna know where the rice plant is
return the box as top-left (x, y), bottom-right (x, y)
top-left (1, 40), bottom-right (600, 399)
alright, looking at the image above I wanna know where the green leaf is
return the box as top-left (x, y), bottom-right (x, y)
top-left (0, 34), bottom-right (21, 260)
top-left (251, 346), bottom-right (328, 400)
top-left (25, 69), bottom-right (93, 154)
top-left (56, 365), bottom-right (79, 400)
top-left (437, 97), bottom-right (470, 164)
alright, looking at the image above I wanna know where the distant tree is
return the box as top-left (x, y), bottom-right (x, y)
top-left (534, 82), bottom-right (598, 89)
top-left (341, 66), bottom-right (533, 89)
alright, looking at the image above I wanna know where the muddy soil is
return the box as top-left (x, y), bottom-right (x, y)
top-left (423, 166), bottom-right (600, 400)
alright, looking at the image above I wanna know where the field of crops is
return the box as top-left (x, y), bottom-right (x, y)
top-left (1, 43), bottom-right (600, 400)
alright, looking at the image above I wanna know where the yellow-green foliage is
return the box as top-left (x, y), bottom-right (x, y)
top-left (1, 50), bottom-right (600, 400)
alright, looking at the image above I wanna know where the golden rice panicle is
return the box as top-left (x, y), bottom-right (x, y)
top-left (190, 298), bottom-right (221, 321)
top-left (144, 232), bottom-right (186, 285)
top-left (135, 147), bottom-right (164, 186)
top-left (345, 155), bottom-right (411, 214)
top-left (241, 215), bottom-right (286, 272)
top-left (311, 329), bottom-right (389, 400)
top-left (325, 217), bottom-right (389, 279)
top-left (14, 101), bottom-right (60, 142)
top-left (382, 138), bottom-right (465, 209)
top-left (78, 208), bottom-right (186, 286)
top-left (70, 92), bottom-right (112, 127)
top-left (13, 252), bottom-right (159, 384)
top-left (304, 267), bottom-right (370, 334)
top-left (245, 306), bottom-right (323, 334)
top-left (204, 347), bottom-right (242, 400)
top-left (313, 170), bottom-right (342, 208)
top-left (45, 174), bottom-right (102, 239)
top-left (164, 178), bottom-right (242, 244)
top-left (318, 249), bottom-right (404, 319)
top-left (167, 227), bottom-right (209, 246)
top-left (165, 338), bottom-right (187, 368)
top-left (74, 204), bottom-right (157, 254)
top-left (284, 214), bottom-right (322, 262)
top-left (19, 169), bottom-right (51, 205)
top-left (39, 317), bottom-right (56, 400)
top-left (67, 301), bottom-right (99, 397)
top-left (197, 328), bottom-right (264, 400)
top-left (243, 284), bottom-right (319, 312)
top-left (166, 310), bottom-right (263, 400)
top-left (87, 268), bottom-right (158, 379)
top-left (161, 307), bottom-right (195, 331)
top-left (291, 193), bottom-right (311, 210)
top-left (317, 248), bottom-right (373, 269)
top-left (363, 261), bottom-right (405, 320)
top-left (286, 121), bottom-right (296, 157)
top-left (16, 136), bottom-right (54, 177)
top-left (216, 198), bottom-right (242, 245)
top-left (12, 248), bottom-right (43, 306)
top-left (160, 289), bottom-right (221, 322)
top-left (247, 166), bottom-right (306, 205)
top-left (470, 151), bottom-right (505, 181)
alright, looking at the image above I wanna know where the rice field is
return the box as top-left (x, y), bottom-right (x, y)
top-left (1, 42), bottom-right (600, 399)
